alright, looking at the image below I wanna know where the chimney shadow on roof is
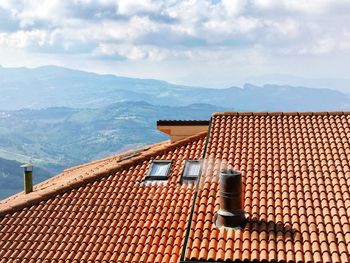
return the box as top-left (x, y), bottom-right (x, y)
top-left (245, 217), bottom-right (301, 241)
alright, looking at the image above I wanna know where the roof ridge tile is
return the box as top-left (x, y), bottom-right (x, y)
top-left (157, 120), bottom-right (209, 126)
top-left (212, 111), bottom-right (350, 117)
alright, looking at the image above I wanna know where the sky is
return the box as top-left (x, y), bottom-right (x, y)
top-left (0, 0), bottom-right (350, 87)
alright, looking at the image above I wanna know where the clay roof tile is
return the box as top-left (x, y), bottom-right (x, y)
top-left (1, 111), bottom-right (350, 262)
top-left (184, 112), bottom-right (350, 262)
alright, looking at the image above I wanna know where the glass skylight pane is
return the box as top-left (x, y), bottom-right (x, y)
top-left (150, 162), bottom-right (170, 177)
top-left (184, 161), bottom-right (201, 178)
top-left (187, 162), bottom-right (200, 176)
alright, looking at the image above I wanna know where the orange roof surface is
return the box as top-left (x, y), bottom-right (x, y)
top-left (1, 112), bottom-right (350, 262)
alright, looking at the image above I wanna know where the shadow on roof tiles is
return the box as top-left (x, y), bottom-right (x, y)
top-left (246, 218), bottom-right (301, 240)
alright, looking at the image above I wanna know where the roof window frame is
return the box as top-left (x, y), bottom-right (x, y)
top-left (182, 160), bottom-right (201, 182)
top-left (145, 160), bottom-right (172, 181)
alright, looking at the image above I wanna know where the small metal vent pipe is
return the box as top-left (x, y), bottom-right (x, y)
top-left (215, 169), bottom-right (246, 228)
top-left (21, 163), bottom-right (33, 194)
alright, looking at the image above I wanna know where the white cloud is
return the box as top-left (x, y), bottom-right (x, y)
top-left (204, 16), bottom-right (260, 34)
top-left (0, 0), bottom-right (349, 55)
top-left (0, 0), bottom-right (350, 84)
top-left (17, 0), bottom-right (64, 27)
top-left (93, 43), bottom-right (170, 60)
top-left (282, 0), bottom-right (331, 14)
top-left (220, 0), bottom-right (246, 16)
top-left (253, 0), bottom-right (333, 14)
top-left (310, 37), bottom-right (336, 54)
top-left (297, 33), bottom-right (350, 55)
top-left (0, 30), bottom-right (51, 48)
top-left (116, 0), bottom-right (160, 15)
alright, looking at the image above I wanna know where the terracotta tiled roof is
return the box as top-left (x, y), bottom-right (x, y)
top-left (1, 112), bottom-right (350, 263)
top-left (0, 133), bottom-right (206, 262)
top-left (184, 112), bottom-right (350, 262)
top-left (0, 141), bottom-right (167, 215)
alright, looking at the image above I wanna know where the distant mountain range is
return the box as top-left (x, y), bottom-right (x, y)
top-left (246, 73), bottom-right (350, 94)
top-left (1, 65), bottom-right (350, 199)
top-left (1, 65), bottom-right (349, 111)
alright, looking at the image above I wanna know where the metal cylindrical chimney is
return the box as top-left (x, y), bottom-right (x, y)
top-left (215, 169), bottom-right (246, 228)
top-left (21, 164), bottom-right (33, 194)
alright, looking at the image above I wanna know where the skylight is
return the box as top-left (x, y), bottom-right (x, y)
top-left (182, 160), bottom-right (201, 180)
top-left (146, 160), bottom-right (172, 180)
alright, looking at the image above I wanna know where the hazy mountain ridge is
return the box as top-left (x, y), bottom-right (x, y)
top-left (246, 74), bottom-right (350, 93)
top-left (0, 65), bottom-right (193, 110)
top-left (0, 65), bottom-right (349, 111)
